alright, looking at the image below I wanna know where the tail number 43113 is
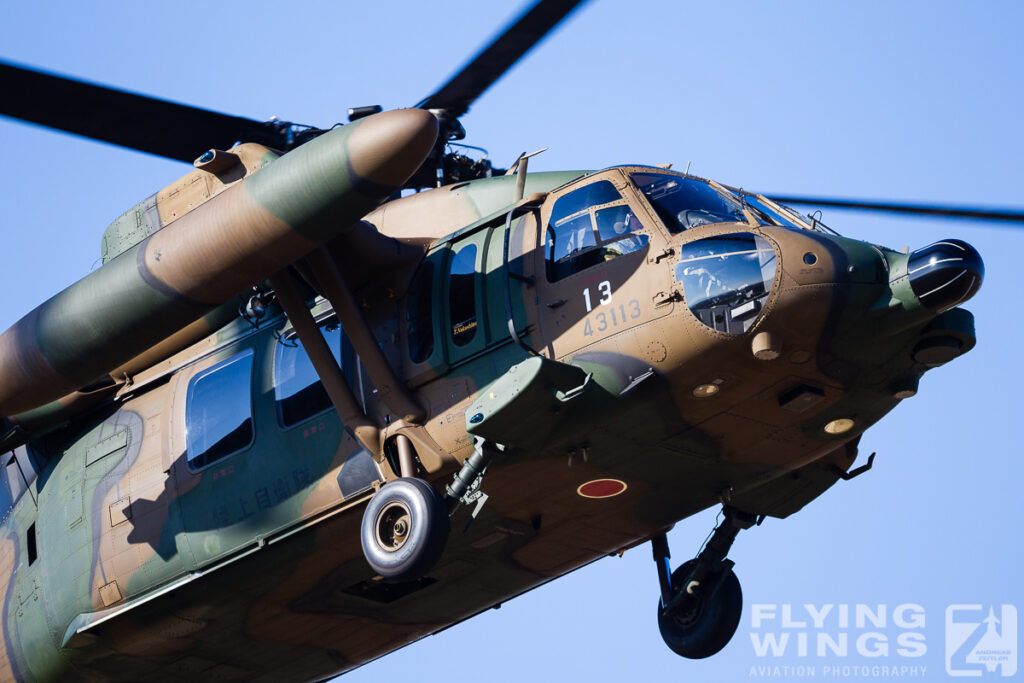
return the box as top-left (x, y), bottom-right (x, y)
top-left (582, 282), bottom-right (641, 336)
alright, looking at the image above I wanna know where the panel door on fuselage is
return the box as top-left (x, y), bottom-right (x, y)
top-left (401, 213), bottom-right (540, 386)
top-left (535, 170), bottom-right (675, 360)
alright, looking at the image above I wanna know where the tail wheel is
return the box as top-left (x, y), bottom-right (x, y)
top-left (360, 477), bottom-right (449, 581)
top-left (657, 559), bottom-right (742, 659)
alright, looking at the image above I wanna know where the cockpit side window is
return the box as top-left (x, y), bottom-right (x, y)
top-left (675, 233), bottom-right (777, 334)
top-left (550, 180), bottom-right (620, 217)
top-left (186, 349), bottom-right (255, 470)
top-left (632, 173), bottom-right (746, 233)
top-left (545, 180), bottom-right (650, 281)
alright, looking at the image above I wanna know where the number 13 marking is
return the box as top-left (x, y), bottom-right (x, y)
top-left (583, 280), bottom-right (613, 312)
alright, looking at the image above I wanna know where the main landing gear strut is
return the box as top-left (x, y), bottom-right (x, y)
top-left (651, 506), bottom-right (755, 659)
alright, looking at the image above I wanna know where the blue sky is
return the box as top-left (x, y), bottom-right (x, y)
top-left (1, 1), bottom-right (1022, 681)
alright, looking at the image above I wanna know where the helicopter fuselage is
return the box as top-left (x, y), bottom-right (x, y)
top-left (0, 161), bottom-right (979, 681)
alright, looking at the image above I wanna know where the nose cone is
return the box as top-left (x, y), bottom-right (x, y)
top-left (906, 238), bottom-right (984, 313)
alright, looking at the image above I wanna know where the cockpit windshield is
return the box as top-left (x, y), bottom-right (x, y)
top-left (732, 192), bottom-right (806, 229)
top-left (632, 172), bottom-right (746, 233)
top-left (631, 172), bottom-right (811, 232)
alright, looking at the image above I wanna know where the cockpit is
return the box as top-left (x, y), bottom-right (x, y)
top-left (542, 168), bottom-right (805, 336)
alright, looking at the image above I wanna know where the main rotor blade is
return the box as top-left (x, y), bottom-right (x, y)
top-left (0, 60), bottom-right (285, 162)
top-left (416, 0), bottom-right (587, 117)
top-left (764, 194), bottom-right (1024, 224)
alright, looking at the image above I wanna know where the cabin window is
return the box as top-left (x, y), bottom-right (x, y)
top-left (4, 454), bottom-right (27, 503)
top-left (0, 467), bottom-right (12, 518)
top-left (186, 349), bottom-right (255, 470)
top-left (406, 261), bottom-right (435, 363)
top-left (449, 243), bottom-right (478, 346)
top-left (274, 323), bottom-right (343, 428)
top-left (545, 180), bottom-right (648, 281)
top-left (2, 446), bottom-right (40, 501)
top-left (632, 172), bottom-right (746, 233)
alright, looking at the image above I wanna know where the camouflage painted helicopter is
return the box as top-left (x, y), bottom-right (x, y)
top-left (0, 1), bottom-right (1020, 681)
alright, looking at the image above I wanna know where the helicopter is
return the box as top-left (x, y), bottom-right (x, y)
top-left (0, 1), bottom-right (1019, 683)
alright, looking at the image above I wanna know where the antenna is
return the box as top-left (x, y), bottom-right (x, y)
top-left (514, 148), bottom-right (548, 201)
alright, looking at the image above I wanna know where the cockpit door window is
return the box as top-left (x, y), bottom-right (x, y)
top-left (545, 180), bottom-right (650, 282)
top-left (535, 174), bottom-right (670, 359)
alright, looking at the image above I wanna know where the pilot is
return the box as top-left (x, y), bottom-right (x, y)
top-left (561, 223), bottom-right (593, 259)
top-left (680, 262), bottom-right (726, 300)
top-left (602, 209), bottom-right (647, 258)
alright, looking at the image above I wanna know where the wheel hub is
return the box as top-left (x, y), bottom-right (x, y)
top-left (375, 501), bottom-right (412, 551)
top-left (671, 593), bottom-right (705, 630)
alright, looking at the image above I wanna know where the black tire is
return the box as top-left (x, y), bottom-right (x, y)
top-left (360, 477), bottom-right (450, 581)
top-left (657, 559), bottom-right (742, 659)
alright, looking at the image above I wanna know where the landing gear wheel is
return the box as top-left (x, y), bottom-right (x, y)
top-left (360, 477), bottom-right (449, 581)
top-left (657, 559), bottom-right (742, 659)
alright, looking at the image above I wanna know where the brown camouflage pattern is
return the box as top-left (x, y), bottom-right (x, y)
top-left (0, 152), bottom-right (976, 682)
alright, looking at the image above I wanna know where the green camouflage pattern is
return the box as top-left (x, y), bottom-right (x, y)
top-left (0, 163), bottom-right (979, 682)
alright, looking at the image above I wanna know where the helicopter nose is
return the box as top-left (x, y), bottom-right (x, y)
top-left (905, 238), bottom-right (984, 313)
